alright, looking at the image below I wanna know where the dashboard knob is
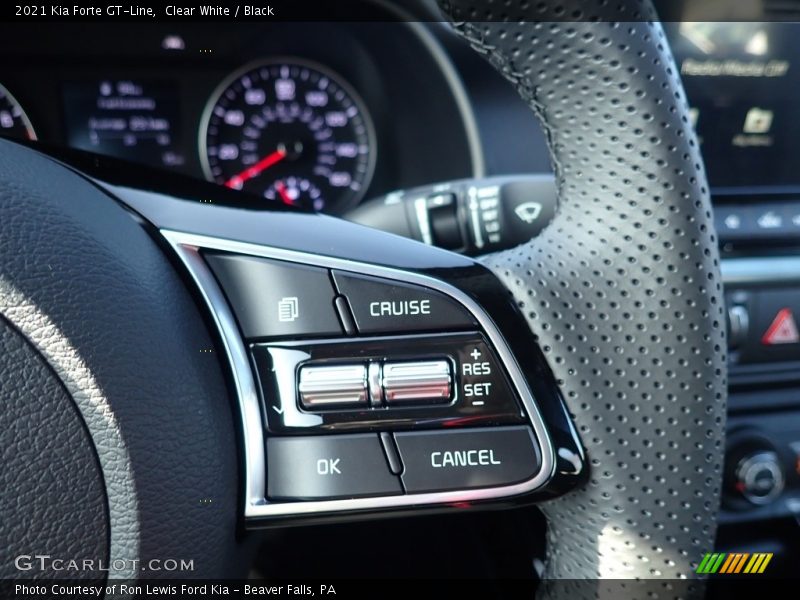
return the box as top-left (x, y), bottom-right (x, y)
top-left (731, 450), bottom-right (785, 506)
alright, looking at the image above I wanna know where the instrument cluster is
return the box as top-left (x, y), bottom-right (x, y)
top-left (0, 19), bottom-right (479, 214)
top-left (0, 58), bottom-right (374, 213)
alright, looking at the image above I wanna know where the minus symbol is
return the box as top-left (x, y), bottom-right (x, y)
top-left (472, 401), bottom-right (485, 406)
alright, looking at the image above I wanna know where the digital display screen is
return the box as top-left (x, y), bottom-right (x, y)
top-left (667, 23), bottom-right (800, 188)
top-left (62, 79), bottom-right (187, 171)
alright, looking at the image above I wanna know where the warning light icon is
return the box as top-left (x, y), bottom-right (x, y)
top-left (762, 308), bottom-right (800, 345)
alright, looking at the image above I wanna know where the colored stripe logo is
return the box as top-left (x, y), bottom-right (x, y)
top-left (696, 553), bottom-right (773, 574)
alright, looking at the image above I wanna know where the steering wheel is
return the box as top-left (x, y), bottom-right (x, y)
top-left (0, 0), bottom-right (726, 591)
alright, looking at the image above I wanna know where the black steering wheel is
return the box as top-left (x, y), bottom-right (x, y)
top-left (0, 0), bottom-right (726, 591)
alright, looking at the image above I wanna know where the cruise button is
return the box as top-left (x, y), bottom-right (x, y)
top-left (393, 426), bottom-right (541, 493)
top-left (205, 253), bottom-right (342, 340)
top-left (267, 434), bottom-right (402, 500)
top-left (331, 271), bottom-right (476, 334)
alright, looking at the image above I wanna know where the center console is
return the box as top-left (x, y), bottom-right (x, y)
top-left (718, 227), bottom-right (800, 528)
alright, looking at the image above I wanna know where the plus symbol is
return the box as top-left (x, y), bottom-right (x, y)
top-left (470, 348), bottom-right (482, 361)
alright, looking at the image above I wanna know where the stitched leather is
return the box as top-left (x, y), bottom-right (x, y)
top-left (438, 0), bottom-right (727, 587)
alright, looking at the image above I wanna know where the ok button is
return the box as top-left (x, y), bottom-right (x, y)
top-left (267, 434), bottom-right (401, 500)
top-left (316, 458), bottom-right (341, 475)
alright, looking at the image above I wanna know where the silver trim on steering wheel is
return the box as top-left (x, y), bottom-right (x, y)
top-left (162, 229), bottom-right (555, 519)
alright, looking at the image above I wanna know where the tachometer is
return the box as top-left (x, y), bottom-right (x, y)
top-left (0, 83), bottom-right (36, 140)
top-left (200, 59), bottom-right (376, 213)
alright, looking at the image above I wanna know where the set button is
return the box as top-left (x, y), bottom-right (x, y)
top-left (382, 360), bottom-right (452, 405)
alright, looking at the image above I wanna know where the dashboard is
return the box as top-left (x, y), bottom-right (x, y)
top-left (3, 20), bottom-right (800, 210)
top-left (3, 5), bottom-right (800, 575)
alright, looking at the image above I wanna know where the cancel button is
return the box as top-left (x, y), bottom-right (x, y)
top-left (393, 426), bottom-right (541, 493)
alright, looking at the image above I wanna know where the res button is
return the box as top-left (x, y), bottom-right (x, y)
top-left (393, 426), bottom-right (541, 493)
top-left (331, 271), bottom-right (477, 334)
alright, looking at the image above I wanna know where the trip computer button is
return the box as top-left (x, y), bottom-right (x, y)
top-left (331, 271), bottom-right (476, 334)
top-left (393, 426), bottom-right (541, 493)
top-left (205, 252), bottom-right (343, 340)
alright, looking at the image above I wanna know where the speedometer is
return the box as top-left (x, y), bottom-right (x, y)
top-left (0, 83), bottom-right (36, 140)
top-left (200, 59), bottom-right (376, 213)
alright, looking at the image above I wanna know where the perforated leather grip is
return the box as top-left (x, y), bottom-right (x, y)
top-left (438, 0), bottom-right (727, 586)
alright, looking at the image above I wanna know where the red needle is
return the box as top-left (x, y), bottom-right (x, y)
top-left (224, 149), bottom-right (286, 189)
top-left (275, 181), bottom-right (294, 206)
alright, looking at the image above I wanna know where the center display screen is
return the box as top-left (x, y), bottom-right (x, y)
top-left (667, 22), bottom-right (800, 188)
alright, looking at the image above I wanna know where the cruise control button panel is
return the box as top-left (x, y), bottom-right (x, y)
top-left (394, 426), bottom-right (541, 493)
top-left (331, 270), bottom-right (477, 334)
top-left (185, 243), bottom-right (564, 520)
top-left (267, 434), bottom-right (402, 500)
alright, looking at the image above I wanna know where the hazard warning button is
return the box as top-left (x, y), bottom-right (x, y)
top-left (733, 289), bottom-right (800, 364)
top-left (762, 308), bottom-right (800, 345)
top-left (731, 287), bottom-right (800, 364)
